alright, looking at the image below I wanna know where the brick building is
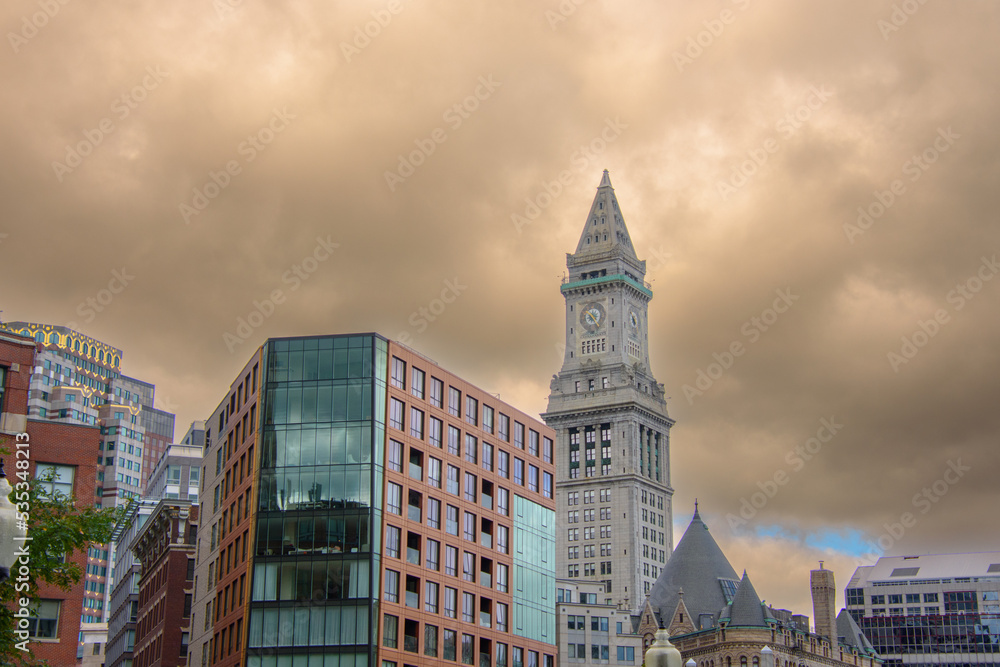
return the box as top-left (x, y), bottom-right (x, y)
top-left (131, 499), bottom-right (198, 667)
top-left (189, 333), bottom-right (558, 667)
top-left (2, 329), bottom-right (107, 663)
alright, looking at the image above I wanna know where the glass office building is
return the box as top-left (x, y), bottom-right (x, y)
top-left (191, 334), bottom-right (557, 667)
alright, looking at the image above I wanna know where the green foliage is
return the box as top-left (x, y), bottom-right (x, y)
top-left (0, 469), bottom-right (125, 666)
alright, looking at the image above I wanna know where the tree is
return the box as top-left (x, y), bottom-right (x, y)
top-left (0, 467), bottom-right (125, 666)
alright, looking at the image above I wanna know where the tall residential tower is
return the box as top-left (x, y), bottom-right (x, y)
top-left (543, 171), bottom-right (674, 610)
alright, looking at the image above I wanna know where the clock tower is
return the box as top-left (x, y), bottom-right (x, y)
top-left (542, 170), bottom-right (674, 610)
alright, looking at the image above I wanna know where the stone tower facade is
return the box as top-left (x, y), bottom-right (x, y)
top-left (543, 171), bottom-right (674, 610)
top-left (811, 563), bottom-right (838, 643)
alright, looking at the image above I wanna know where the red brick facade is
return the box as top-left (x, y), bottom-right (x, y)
top-left (133, 502), bottom-right (199, 667)
top-left (25, 418), bottom-right (102, 664)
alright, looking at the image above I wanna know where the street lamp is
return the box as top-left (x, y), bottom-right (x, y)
top-left (645, 629), bottom-right (683, 667)
top-left (0, 460), bottom-right (29, 582)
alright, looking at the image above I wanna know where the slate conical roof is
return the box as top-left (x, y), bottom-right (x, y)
top-left (722, 571), bottom-right (769, 627)
top-left (837, 609), bottom-right (878, 656)
top-left (573, 170), bottom-right (639, 262)
top-left (645, 506), bottom-right (740, 629)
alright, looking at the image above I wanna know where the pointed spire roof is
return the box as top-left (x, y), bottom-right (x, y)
top-left (837, 609), bottom-right (879, 656)
top-left (723, 571), bottom-right (769, 627)
top-left (644, 506), bottom-right (740, 630)
top-left (573, 170), bottom-right (639, 262)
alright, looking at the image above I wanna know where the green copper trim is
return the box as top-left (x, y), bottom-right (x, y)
top-left (560, 273), bottom-right (652, 298)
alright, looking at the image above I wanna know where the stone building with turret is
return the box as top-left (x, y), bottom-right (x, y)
top-left (633, 508), bottom-right (881, 667)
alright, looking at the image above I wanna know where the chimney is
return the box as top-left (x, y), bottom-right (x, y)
top-left (810, 561), bottom-right (837, 645)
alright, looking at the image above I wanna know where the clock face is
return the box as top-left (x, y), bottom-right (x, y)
top-left (628, 310), bottom-right (639, 330)
top-left (580, 301), bottom-right (606, 333)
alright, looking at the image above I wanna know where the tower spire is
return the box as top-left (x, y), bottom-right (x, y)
top-left (573, 170), bottom-right (639, 264)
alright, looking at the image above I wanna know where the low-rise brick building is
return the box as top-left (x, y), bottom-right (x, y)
top-left (131, 499), bottom-right (198, 667)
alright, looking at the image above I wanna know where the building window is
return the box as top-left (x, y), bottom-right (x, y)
top-left (445, 587), bottom-right (458, 619)
top-left (429, 417), bottom-right (443, 447)
top-left (464, 473), bottom-right (477, 503)
top-left (384, 571), bottom-right (400, 603)
top-left (426, 538), bottom-right (440, 570)
top-left (482, 443), bottom-right (494, 472)
top-left (386, 525), bottom-right (401, 558)
top-left (464, 435), bottom-right (478, 464)
top-left (425, 624), bottom-right (438, 657)
top-left (465, 396), bottom-right (478, 426)
top-left (410, 408), bottom-right (424, 440)
top-left (388, 440), bottom-right (403, 473)
top-left (528, 465), bottom-right (539, 492)
top-left (383, 614), bottom-right (399, 648)
top-left (430, 377), bottom-right (444, 408)
top-left (26, 600), bottom-right (60, 639)
top-left (464, 511), bottom-right (477, 542)
top-left (444, 629), bottom-right (458, 661)
top-left (446, 505), bottom-right (459, 536)
top-left (391, 357), bottom-right (406, 389)
top-left (447, 426), bottom-right (461, 456)
top-left (462, 592), bottom-right (475, 623)
top-left (497, 487), bottom-right (509, 516)
top-left (497, 524), bottom-right (509, 554)
top-left (448, 387), bottom-right (461, 417)
top-left (389, 398), bottom-right (405, 430)
top-left (35, 464), bottom-right (75, 498)
top-left (483, 405), bottom-right (494, 434)
top-left (411, 367), bottom-right (425, 399)
top-left (387, 482), bottom-right (403, 515)
top-left (463, 552), bottom-right (476, 582)
top-left (427, 498), bottom-right (441, 529)
top-left (445, 545), bottom-right (459, 577)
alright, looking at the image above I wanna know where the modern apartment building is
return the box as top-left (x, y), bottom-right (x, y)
top-left (845, 552), bottom-right (1000, 667)
top-left (543, 171), bottom-right (675, 609)
top-left (189, 333), bottom-right (558, 667)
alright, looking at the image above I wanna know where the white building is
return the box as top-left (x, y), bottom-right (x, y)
top-left (845, 552), bottom-right (1000, 667)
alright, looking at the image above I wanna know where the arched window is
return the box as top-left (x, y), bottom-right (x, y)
top-left (727, 657), bottom-right (732, 667)
top-left (73, 339), bottom-right (80, 351)
top-left (741, 657), bottom-right (748, 667)
top-left (753, 658), bottom-right (759, 667)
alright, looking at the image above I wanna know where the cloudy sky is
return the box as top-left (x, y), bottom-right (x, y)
top-left (3, 0), bottom-right (999, 615)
